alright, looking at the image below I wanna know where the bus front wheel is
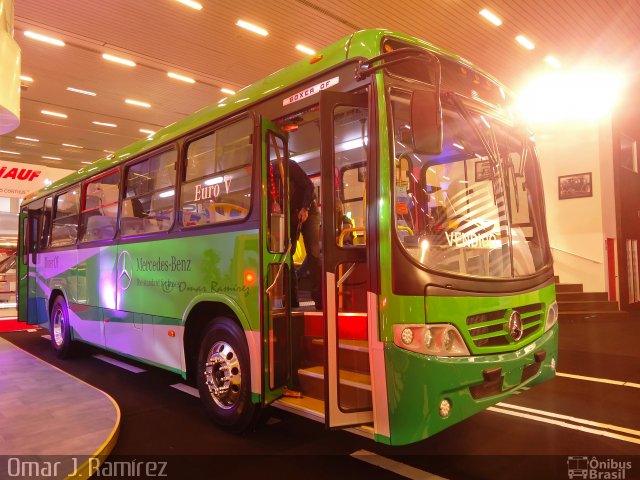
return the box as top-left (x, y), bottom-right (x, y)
top-left (197, 317), bottom-right (259, 433)
top-left (50, 296), bottom-right (73, 359)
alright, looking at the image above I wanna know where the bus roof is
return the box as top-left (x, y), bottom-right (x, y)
top-left (24, 29), bottom-right (508, 205)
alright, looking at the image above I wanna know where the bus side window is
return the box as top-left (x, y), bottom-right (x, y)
top-left (180, 118), bottom-right (253, 227)
top-left (79, 171), bottom-right (120, 242)
top-left (40, 197), bottom-right (53, 249)
top-left (122, 148), bottom-right (177, 236)
top-left (50, 190), bottom-right (80, 247)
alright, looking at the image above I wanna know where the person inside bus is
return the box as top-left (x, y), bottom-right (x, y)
top-left (288, 159), bottom-right (322, 310)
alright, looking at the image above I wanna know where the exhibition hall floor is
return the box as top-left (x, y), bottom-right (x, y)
top-left (0, 313), bottom-right (637, 480)
top-left (0, 336), bottom-right (120, 479)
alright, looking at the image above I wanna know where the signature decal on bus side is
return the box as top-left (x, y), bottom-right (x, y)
top-left (135, 278), bottom-right (250, 296)
top-left (282, 76), bottom-right (339, 106)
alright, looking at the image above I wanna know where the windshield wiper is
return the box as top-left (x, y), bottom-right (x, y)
top-left (444, 91), bottom-right (500, 168)
top-left (444, 91), bottom-right (505, 207)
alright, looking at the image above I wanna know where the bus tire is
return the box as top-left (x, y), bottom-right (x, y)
top-left (196, 317), bottom-right (259, 433)
top-left (50, 295), bottom-right (73, 359)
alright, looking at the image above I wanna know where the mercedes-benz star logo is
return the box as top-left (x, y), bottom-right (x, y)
top-left (508, 310), bottom-right (524, 341)
top-left (118, 250), bottom-right (132, 291)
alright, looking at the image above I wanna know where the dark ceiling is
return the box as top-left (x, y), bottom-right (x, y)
top-left (1, 0), bottom-right (638, 171)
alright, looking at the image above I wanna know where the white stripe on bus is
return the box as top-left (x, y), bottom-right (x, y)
top-left (351, 450), bottom-right (447, 480)
top-left (170, 383), bottom-right (200, 398)
top-left (556, 371), bottom-right (640, 389)
top-left (93, 354), bottom-right (146, 373)
top-left (489, 406), bottom-right (640, 445)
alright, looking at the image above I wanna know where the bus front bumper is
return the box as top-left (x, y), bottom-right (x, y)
top-left (383, 324), bottom-right (558, 445)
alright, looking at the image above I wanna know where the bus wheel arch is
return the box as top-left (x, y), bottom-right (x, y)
top-left (49, 293), bottom-right (74, 358)
top-left (183, 301), bottom-right (244, 384)
top-left (48, 288), bottom-right (65, 319)
top-left (194, 315), bottom-right (260, 433)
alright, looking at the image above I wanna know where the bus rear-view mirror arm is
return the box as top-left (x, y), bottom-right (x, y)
top-left (355, 47), bottom-right (443, 155)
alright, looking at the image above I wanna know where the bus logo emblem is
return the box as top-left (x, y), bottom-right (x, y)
top-left (508, 311), bottom-right (523, 341)
top-left (118, 250), bottom-right (132, 291)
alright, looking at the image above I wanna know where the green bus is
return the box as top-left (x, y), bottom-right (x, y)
top-left (17, 29), bottom-right (558, 445)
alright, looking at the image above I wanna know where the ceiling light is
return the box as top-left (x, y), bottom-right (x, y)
top-left (125, 99), bottom-right (151, 108)
top-left (42, 156), bottom-right (62, 160)
top-left (479, 9), bottom-right (502, 26)
top-left (19, 75), bottom-right (34, 83)
top-left (220, 88), bottom-right (235, 95)
top-left (544, 56), bottom-right (562, 69)
top-left (93, 121), bottom-right (118, 128)
top-left (24, 31), bottom-right (65, 47)
top-left (67, 87), bottom-right (97, 96)
top-left (176, 0), bottom-right (202, 10)
top-left (81, 161), bottom-right (92, 165)
top-left (236, 20), bottom-right (268, 36)
top-left (0, 150), bottom-right (20, 155)
top-left (102, 53), bottom-right (136, 67)
top-left (62, 143), bottom-right (83, 149)
top-left (139, 129), bottom-right (156, 135)
top-left (516, 35), bottom-right (535, 50)
top-left (15, 136), bottom-right (39, 142)
top-left (41, 110), bottom-right (67, 118)
top-left (103, 150), bottom-right (114, 153)
top-left (296, 44), bottom-right (316, 55)
top-left (168, 72), bottom-right (196, 83)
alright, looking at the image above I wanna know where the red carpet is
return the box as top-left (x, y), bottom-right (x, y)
top-left (0, 318), bottom-right (37, 332)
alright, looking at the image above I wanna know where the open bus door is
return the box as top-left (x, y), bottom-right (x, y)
top-left (320, 90), bottom-right (374, 428)
top-left (260, 118), bottom-right (291, 405)
top-left (17, 207), bottom-right (39, 324)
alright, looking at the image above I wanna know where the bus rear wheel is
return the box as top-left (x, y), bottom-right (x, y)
top-left (50, 295), bottom-right (73, 359)
top-left (196, 317), bottom-right (259, 433)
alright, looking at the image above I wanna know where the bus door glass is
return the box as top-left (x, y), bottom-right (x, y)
top-left (17, 208), bottom-right (28, 322)
top-left (261, 119), bottom-right (291, 404)
top-left (18, 206), bottom-right (40, 324)
top-left (320, 90), bottom-right (373, 427)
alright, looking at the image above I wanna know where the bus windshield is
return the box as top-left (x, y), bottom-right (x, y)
top-left (390, 88), bottom-right (550, 278)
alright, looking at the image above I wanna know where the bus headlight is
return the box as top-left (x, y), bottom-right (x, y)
top-left (393, 324), bottom-right (470, 356)
top-left (545, 301), bottom-right (558, 332)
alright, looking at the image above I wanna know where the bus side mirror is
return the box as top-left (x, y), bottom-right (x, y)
top-left (411, 90), bottom-right (443, 155)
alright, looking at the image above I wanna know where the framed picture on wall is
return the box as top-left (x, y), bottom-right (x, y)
top-left (475, 160), bottom-right (492, 181)
top-left (558, 172), bottom-right (592, 200)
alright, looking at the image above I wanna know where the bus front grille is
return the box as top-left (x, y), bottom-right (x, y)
top-left (466, 303), bottom-right (545, 349)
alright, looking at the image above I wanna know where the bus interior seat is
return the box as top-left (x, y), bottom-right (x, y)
top-left (147, 193), bottom-right (174, 231)
top-left (98, 183), bottom-right (119, 217)
top-left (121, 199), bottom-right (145, 236)
top-left (84, 215), bottom-right (117, 241)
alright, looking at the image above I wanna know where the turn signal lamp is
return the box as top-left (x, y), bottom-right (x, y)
top-left (244, 270), bottom-right (256, 287)
top-left (394, 324), bottom-right (470, 356)
top-left (400, 328), bottom-right (414, 345)
top-left (439, 399), bottom-right (452, 417)
top-left (310, 54), bottom-right (323, 65)
top-left (168, 330), bottom-right (176, 337)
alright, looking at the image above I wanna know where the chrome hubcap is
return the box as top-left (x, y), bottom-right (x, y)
top-left (52, 308), bottom-right (64, 347)
top-left (204, 341), bottom-right (241, 409)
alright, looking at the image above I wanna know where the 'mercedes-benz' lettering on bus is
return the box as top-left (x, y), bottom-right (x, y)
top-left (18, 29), bottom-right (558, 446)
top-left (134, 256), bottom-right (192, 272)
